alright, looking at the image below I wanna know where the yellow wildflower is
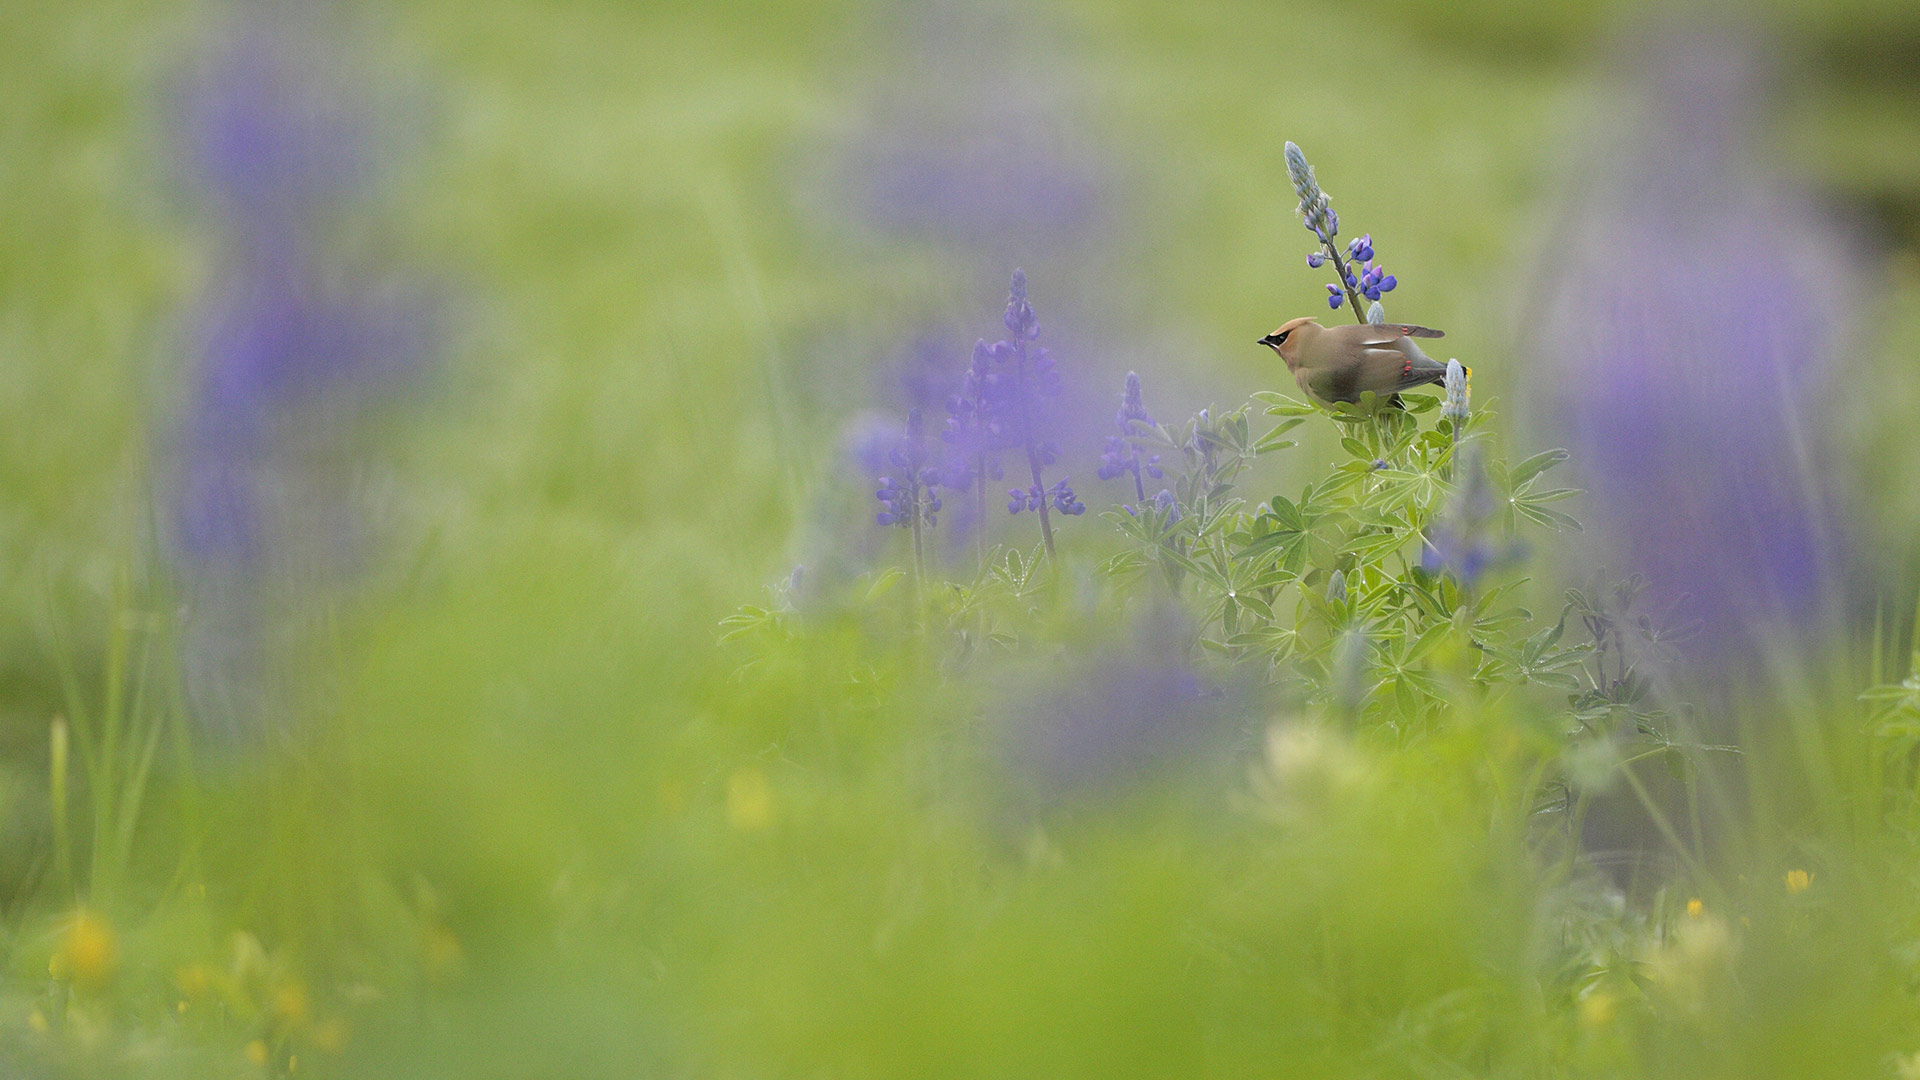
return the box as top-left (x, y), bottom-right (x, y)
top-left (1785, 869), bottom-right (1812, 894)
top-left (1577, 988), bottom-right (1616, 1028)
top-left (726, 767), bottom-right (776, 831)
top-left (1686, 898), bottom-right (1703, 918)
top-left (272, 980), bottom-right (311, 1026)
top-left (50, 909), bottom-right (118, 990)
top-left (424, 925), bottom-right (465, 982)
top-left (176, 961), bottom-right (217, 998)
top-left (309, 1017), bottom-right (349, 1053)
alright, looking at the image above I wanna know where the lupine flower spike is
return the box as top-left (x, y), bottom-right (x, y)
top-left (1098, 371), bottom-right (1164, 502)
top-left (1285, 141), bottom-right (1403, 324)
top-left (875, 409), bottom-right (943, 585)
top-left (976, 269), bottom-right (1077, 558)
top-left (1285, 141), bottom-right (1363, 321)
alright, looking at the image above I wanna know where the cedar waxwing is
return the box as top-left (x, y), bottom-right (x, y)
top-left (1257, 318), bottom-right (1448, 407)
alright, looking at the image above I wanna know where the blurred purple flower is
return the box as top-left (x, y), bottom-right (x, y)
top-left (1526, 31), bottom-right (1853, 664)
top-left (821, 5), bottom-right (1109, 251)
top-left (874, 410), bottom-right (944, 529)
top-left (169, 15), bottom-right (431, 571)
top-left (166, 16), bottom-right (435, 737)
top-left (1096, 372), bottom-right (1162, 501)
top-left (997, 614), bottom-right (1230, 798)
top-left (1421, 453), bottom-right (1520, 590)
top-left (179, 23), bottom-right (369, 234)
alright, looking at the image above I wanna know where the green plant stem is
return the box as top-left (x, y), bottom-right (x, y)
top-left (975, 454), bottom-right (989, 565)
top-left (1320, 238), bottom-right (1369, 323)
top-left (1619, 758), bottom-right (1712, 887)
top-left (50, 716), bottom-right (71, 900)
top-left (1013, 340), bottom-right (1056, 561)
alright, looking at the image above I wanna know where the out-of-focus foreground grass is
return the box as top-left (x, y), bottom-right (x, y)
top-left (4, 0), bottom-right (1920, 1076)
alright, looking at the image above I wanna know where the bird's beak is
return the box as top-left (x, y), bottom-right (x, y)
top-left (1257, 334), bottom-right (1279, 347)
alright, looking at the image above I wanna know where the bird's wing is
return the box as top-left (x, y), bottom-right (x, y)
top-left (1357, 348), bottom-right (1447, 396)
top-left (1331, 323), bottom-right (1447, 349)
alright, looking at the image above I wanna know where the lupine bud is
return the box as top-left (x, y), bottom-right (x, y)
top-left (1284, 142), bottom-right (1339, 240)
top-left (1306, 252), bottom-right (1325, 268)
top-left (1151, 488), bottom-right (1181, 524)
top-left (1366, 301), bottom-right (1386, 325)
top-left (1283, 142), bottom-right (1317, 204)
top-left (1326, 569), bottom-right (1347, 604)
top-left (1442, 359), bottom-right (1470, 427)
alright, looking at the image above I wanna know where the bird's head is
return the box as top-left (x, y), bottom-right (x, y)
top-left (1257, 317), bottom-right (1319, 369)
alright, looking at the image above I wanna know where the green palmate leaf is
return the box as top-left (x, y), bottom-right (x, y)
top-left (1254, 391), bottom-right (1318, 415)
top-left (1514, 503), bottom-right (1583, 532)
top-left (1405, 621), bottom-right (1455, 664)
top-left (1508, 447), bottom-right (1571, 488)
top-left (866, 568), bottom-right (907, 601)
top-left (1234, 591), bottom-right (1276, 621)
top-left (1267, 494), bottom-right (1305, 530)
top-left (1346, 530), bottom-right (1410, 561)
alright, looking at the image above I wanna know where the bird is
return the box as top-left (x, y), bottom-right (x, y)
top-left (1257, 318), bottom-right (1449, 408)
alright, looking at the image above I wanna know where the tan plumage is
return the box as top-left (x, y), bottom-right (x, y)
top-left (1257, 318), bottom-right (1448, 407)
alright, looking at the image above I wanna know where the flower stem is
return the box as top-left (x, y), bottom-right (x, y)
top-left (1012, 339), bottom-right (1056, 560)
top-left (1027, 449), bottom-right (1056, 559)
top-left (909, 496), bottom-right (927, 591)
top-left (975, 453), bottom-right (988, 564)
top-left (1322, 239), bottom-right (1368, 324)
top-left (1130, 448), bottom-right (1147, 503)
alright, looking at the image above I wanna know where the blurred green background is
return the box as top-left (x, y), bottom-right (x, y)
top-left (4, 0), bottom-right (1920, 1076)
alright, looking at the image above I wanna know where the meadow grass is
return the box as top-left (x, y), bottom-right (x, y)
top-left (4, 0), bottom-right (1920, 1076)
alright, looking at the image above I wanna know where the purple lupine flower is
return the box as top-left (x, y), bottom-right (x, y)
top-left (1421, 454), bottom-right (1519, 589)
top-left (1049, 478), bottom-right (1086, 516)
top-left (177, 19), bottom-right (372, 237)
top-left (1306, 252), bottom-right (1325, 269)
top-left (816, 5), bottom-right (1109, 251)
top-left (170, 20), bottom-right (430, 573)
top-left (875, 410), bottom-right (943, 529)
top-left (1524, 31), bottom-right (1853, 667)
top-left (167, 16), bottom-right (435, 741)
top-left (963, 270), bottom-right (1075, 555)
top-left (995, 612), bottom-right (1227, 798)
top-left (1326, 284), bottom-right (1344, 310)
top-left (1347, 234), bottom-right (1373, 261)
top-left (1096, 371), bottom-right (1163, 501)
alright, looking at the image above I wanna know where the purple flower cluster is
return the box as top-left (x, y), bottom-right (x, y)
top-left (1527, 33), bottom-right (1853, 666)
top-left (936, 270), bottom-right (1083, 554)
top-left (172, 22), bottom-right (427, 571)
top-left (1096, 372), bottom-right (1163, 501)
top-left (1421, 456), bottom-right (1520, 589)
top-left (1124, 489), bottom-right (1181, 525)
top-left (1286, 142), bottom-right (1403, 316)
top-left (1008, 479), bottom-right (1085, 517)
top-left (1325, 239), bottom-right (1397, 310)
top-left (943, 340), bottom-right (1014, 487)
top-left (875, 410), bottom-right (944, 529)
